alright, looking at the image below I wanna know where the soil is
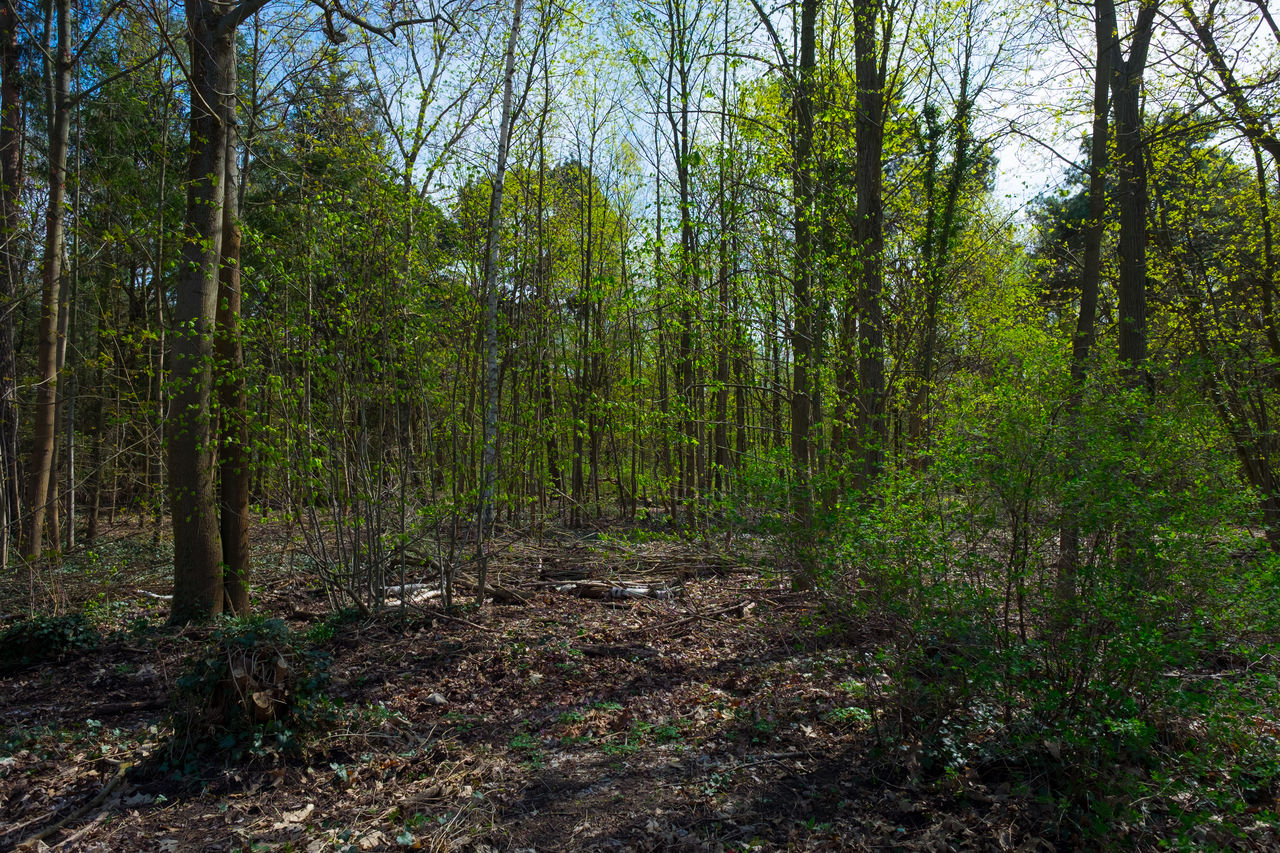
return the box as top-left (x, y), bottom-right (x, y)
top-left (0, 520), bottom-right (1274, 852)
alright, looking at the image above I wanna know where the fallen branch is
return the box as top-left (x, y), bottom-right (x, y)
top-left (645, 600), bottom-right (753, 633)
top-left (94, 698), bottom-right (168, 716)
top-left (555, 581), bottom-right (677, 601)
top-left (16, 761), bottom-right (131, 850)
top-left (421, 608), bottom-right (487, 630)
top-left (135, 589), bottom-right (172, 600)
top-left (451, 576), bottom-right (530, 605)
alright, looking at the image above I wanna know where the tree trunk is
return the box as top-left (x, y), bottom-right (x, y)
top-left (1106, 0), bottom-right (1158, 382)
top-left (0, 1), bottom-right (22, 571)
top-left (23, 0), bottom-right (70, 561)
top-left (854, 0), bottom-right (887, 491)
top-left (1058, 1), bottom-right (1112, 600)
top-left (169, 0), bottom-right (233, 623)
top-left (217, 99), bottom-right (250, 616)
top-left (791, 0), bottom-right (818, 531)
top-left (477, 0), bottom-right (524, 603)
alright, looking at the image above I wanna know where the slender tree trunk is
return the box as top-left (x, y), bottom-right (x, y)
top-left (0, 1), bottom-right (20, 571)
top-left (792, 0), bottom-right (818, 536)
top-left (913, 79), bottom-right (972, 461)
top-left (1106, 0), bottom-right (1158, 382)
top-left (217, 100), bottom-right (250, 615)
top-left (85, 351), bottom-right (103, 544)
top-left (1103, 0), bottom-right (1158, 581)
top-left (23, 0), bottom-right (70, 561)
top-left (1058, 3), bottom-right (1112, 599)
top-left (151, 60), bottom-right (169, 543)
top-left (714, 2), bottom-right (731, 496)
top-left (477, 0), bottom-right (524, 603)
top-left (854, 0), bottom-right (888, 491)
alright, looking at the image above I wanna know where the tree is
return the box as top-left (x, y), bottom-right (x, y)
top-left (22, 0), bottom-right (72, 562)
top-left (851, 0), bottom-right (890, 490)
top-left (1057, 0), bottom-right (1116, 595)
top-left (0, 1), bottom-right (22, 570)
top-left (1104, 0), bottom-right (1159, 383)
top-left (167, 0), bottom-right (458, 622)
top-left (477, 0), bottom-right (525, 603)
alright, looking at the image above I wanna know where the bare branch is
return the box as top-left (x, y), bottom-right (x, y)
top-left (308, 0), bottom-right (458, 44)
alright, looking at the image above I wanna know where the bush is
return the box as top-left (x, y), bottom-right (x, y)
top-left (168, 616), bottom-right (336, 765)
top-left (830, 346), bottom-right (1280, 842)
top-left (0, 613), bottom-right (100, 670)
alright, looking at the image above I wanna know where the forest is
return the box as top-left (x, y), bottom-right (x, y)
top-left (0, 0), bottom-right (1279, 848)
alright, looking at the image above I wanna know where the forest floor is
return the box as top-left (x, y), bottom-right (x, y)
top-left (0, 519), bottom-right (1275, 852)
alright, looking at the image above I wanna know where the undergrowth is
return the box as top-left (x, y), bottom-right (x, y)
top-left (166, 616), bottom-right (337, 769)
top-left (820, 354), bottom-right (1280, 847)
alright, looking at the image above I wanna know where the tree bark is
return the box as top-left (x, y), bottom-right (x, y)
top-left (169, 0), bottom-right (233, 622)
top-left (791, 0), bottom-right (818, 528)
top-left (477, 0), bottom-right (524, 603)
top-left (1058, 0), bottom-right (1113, 600)
top-left (1105, 0), bottom-right (1158, 382)
top-left (23, 0), bottom-right (70, 561)
top-left (854, 0), bottom-right (887, 490)
top-left (0, 1), bottom-right (23, 571)
top-left (217, 95), bottom-right (250, 616)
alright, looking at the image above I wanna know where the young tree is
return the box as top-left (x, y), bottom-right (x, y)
top-left (477, 0), bottom-right (525, 603)
top-left (1058, 0), bottom-right (1115, 593)
top-left (22, 0), bottom-right (72, 562)
top-left (0, 1), bottom-right (21, 570)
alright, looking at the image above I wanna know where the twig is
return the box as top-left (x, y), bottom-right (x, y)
top-left (49, 805), bottom-right (109, 849)
top-left (728, 750), bottom-right (808, 775)
top-left (16, 761), bottom-right (131, 850)
top-left (422, 608), bottom-right (486, 630)
top-left (646, 600), bottom-right (753, 633)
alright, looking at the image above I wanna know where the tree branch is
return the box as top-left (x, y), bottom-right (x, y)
top-left (309, 0), bottom-right (458, 43)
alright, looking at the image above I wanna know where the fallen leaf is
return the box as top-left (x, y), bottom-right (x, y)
top-left (283, 803), bottom-right (315, 823)
top-left (358, 829), bottom-right (388, 850)
top-left (271, 802), bottom-right (316, 829)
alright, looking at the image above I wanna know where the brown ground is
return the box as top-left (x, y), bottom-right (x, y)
top-left (0, 521), bottom-right (1273, 852)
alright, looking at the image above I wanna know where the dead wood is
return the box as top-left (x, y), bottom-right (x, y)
top-left (14, 761), bottom-right (130, 850)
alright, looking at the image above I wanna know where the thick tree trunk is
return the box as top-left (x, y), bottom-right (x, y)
top-left (23, 0), bottom-right (70, 561)
top-left (169, 1), bottom-right (232, 623)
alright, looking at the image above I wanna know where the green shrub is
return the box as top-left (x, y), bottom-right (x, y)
top-left (0, 613), bottom-right (100, 670)
top-left (829, 345), bottom-right (1278, 842)
top-left (168, 616), bottom-right (336, 765)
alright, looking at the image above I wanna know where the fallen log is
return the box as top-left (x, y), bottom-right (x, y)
top-left (451, 576), bottom-right (531, 605)
top-left (558, 581), bottom-right (678, 601)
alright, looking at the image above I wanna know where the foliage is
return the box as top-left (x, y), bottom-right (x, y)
top-left (167, 616), bottom-right (336, 766)
top-left (829, 313), bottom-right (1279, 839)
top-left (0, 613), bottom-right (101, 671)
